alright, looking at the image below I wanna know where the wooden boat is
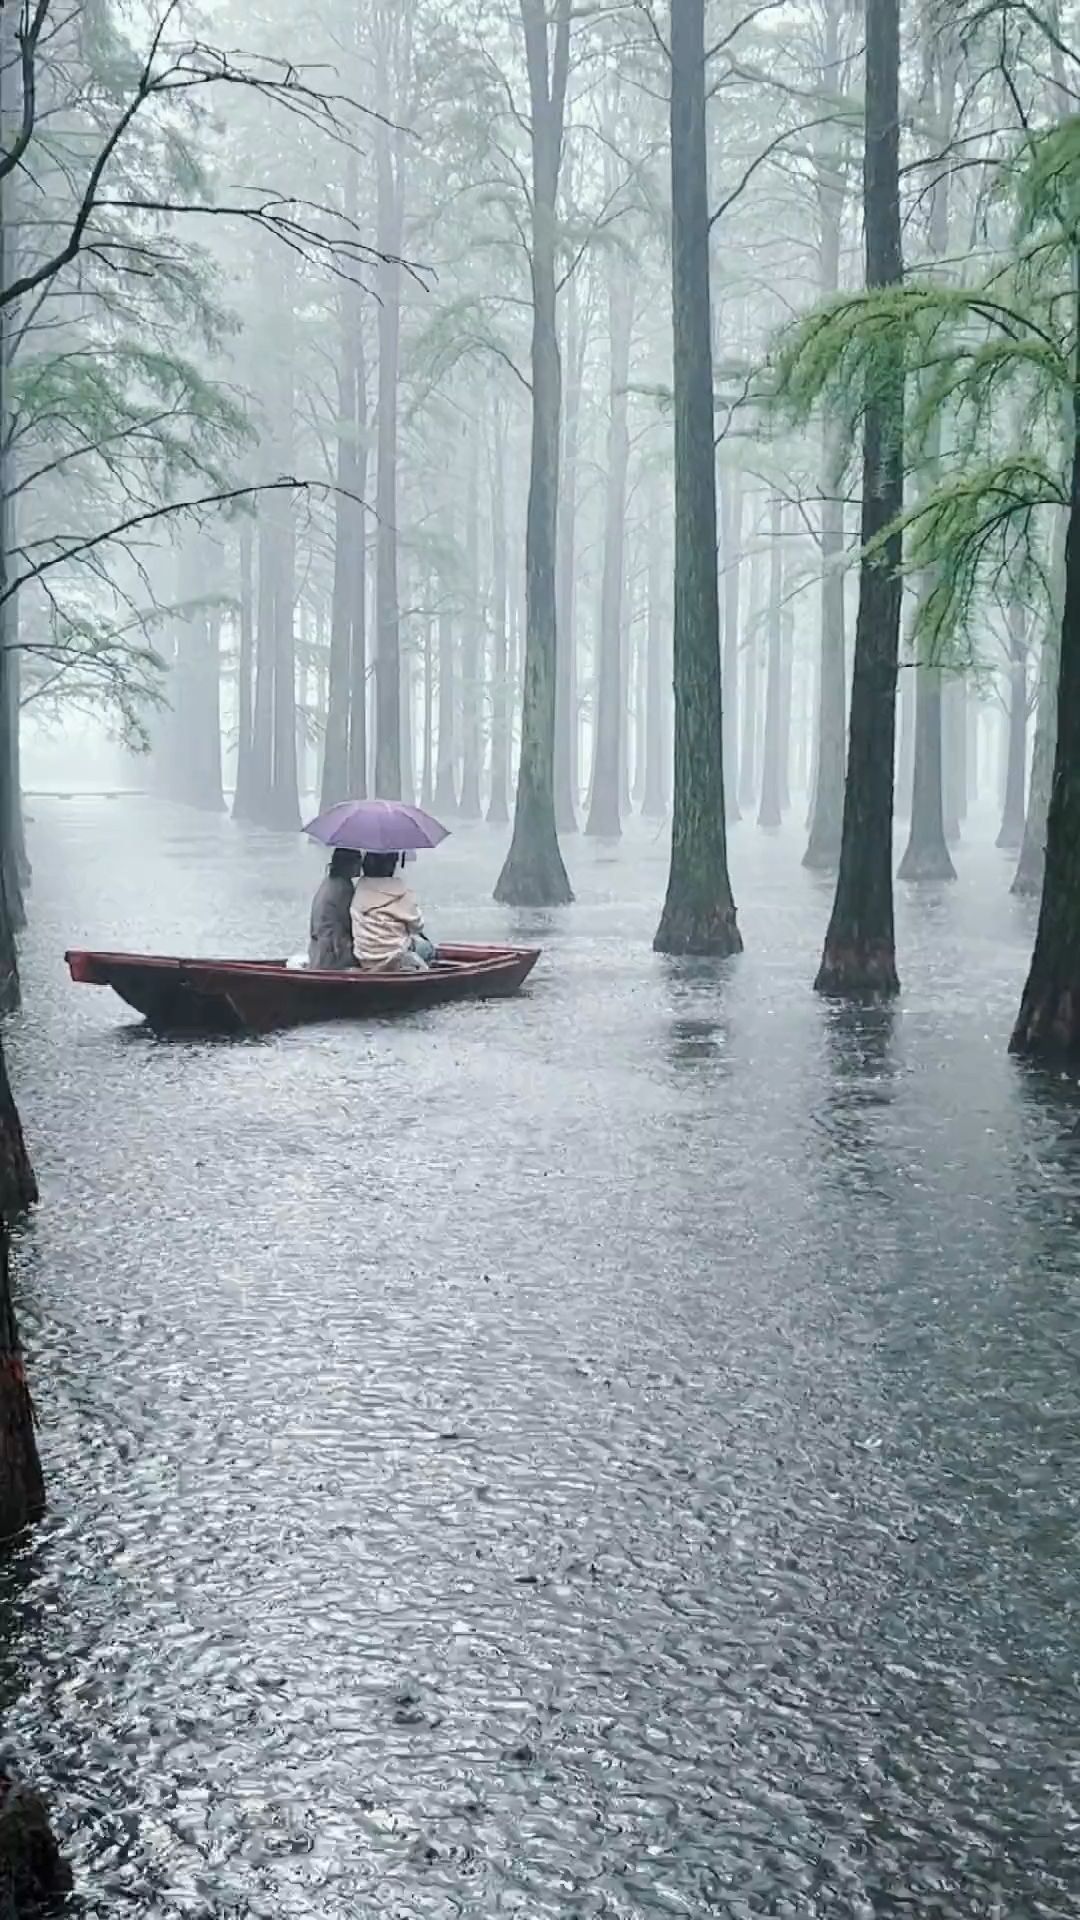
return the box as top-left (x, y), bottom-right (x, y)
top-left (65, 944), bottom-right (541, 1035)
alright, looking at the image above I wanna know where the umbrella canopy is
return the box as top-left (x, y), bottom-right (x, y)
top-left (304, 799), bottom-right (449, 853)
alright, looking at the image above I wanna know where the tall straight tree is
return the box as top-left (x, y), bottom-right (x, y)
top-left (654, 0), bottom-right (741, 956)
top-left (897, 34), bottom-right (957, 884)
top-left (757, 494), bottom-right (784, 829)
top-left (586, 244), bottom-right (633, 840)
top-left (804, 0), bottom-right (850, 869)
top-left (372, 0), bottom-right (415, 800)
top-left (814, 0), bottom-right (903, 995)
top-left (1011, 409), bottom-right (1080, 1052)
top-left (322, 153), bottom-right (368, 810)
top-left (642, 466), bottom-right (669, 819)
top-left (495, 0), bottom-right (573, 906)
top-left (555, 268), bottom-right (586, 833)
top-left (488, 396), bottom-right (511, 825)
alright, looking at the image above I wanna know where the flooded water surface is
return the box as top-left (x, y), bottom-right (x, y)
top-left (2, 798), bottom-right (1079, 1917)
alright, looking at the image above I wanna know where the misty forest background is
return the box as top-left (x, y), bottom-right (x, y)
top-left (3, 0), bottom-right (1080, 1019)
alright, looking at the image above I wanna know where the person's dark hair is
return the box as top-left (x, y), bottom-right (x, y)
top-left (361, 850), bottom-right (401, 879)
top-left (328, 848), bottom-right (364, 880)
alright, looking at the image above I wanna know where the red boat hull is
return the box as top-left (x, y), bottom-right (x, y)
top-left (65, 945), bottom-right (541, 1034)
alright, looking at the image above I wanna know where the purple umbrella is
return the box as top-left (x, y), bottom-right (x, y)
top-left (303, 798), bottom-right (449, 853)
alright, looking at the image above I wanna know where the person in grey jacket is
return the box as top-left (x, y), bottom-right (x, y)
top-left (307, 848), bottom-right (364, 969)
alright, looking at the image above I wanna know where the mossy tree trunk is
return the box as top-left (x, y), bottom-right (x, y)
top-left (495, 0), bottom-right (573, 907)
top-left (654, 0), bottom-right (740, 957)
top-left (815, 0), bottom-right (903, 996)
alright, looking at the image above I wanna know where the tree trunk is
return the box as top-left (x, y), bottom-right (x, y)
top-left (757, 495), bottom-right (784, 829)
top-left (942, 676), bottom-right (964, 841)
top-left (346, 319), bottom-right (369, 799)
top-left (586, 251), bottom-right (632, 840)
top-left (1011, 283), bottom-right (1080, 1056)
top-left (459, 433), bottom-right (483, 819)
top-left (495, 0), bottom-right (573, 905)
top-left (0, 1031), bottom-right (41, 1539)
top-left (232, 519), bottom-right (255, 818)
top-left (654, 0), bottom-right (740, 955)
top-left (321, 155), bottom-right (363, 811)
top-left (738, 541), bottom-right (760, 812)
top-left (642, 474), bottom-right (668, 819)
top-left (268, 278), bottom-right (300, 833)
top-left (434, 612), bottom-right (457, 814)
top-left (555, 271), bottom-right (584, 833)
top-left (897, 659), bottom-right (955, 879)
top-left (997, 598), bottom-right (1028, 849)
top-left (804, 0), bottom-right (848, 869)
top-left (400, 628), bottom-right (415, 803)
top-left (373, 3), bottom-right (412, 801)
top-left (488, 401), bottom-right (511, 824)
top-left (245, 506), bottom-right (276, 822)
top-left (719, 467), bottom-right (742, 822)
top-left (815, 0), bottom-right (903, 995)
top-left (165, 539), bottom-right (225, 813)
top-left (1014, 626), bottom-right (1059, 897)
top-left (421, 611), bottom-right (435, 807)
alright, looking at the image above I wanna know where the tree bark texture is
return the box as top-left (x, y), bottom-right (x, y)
top-left (757, 495), bottom-right (784, 829)
top-left (815, 0), bottom-right (903, 996)
top-left (1011, 278), bottom-right (1080, 1057)
top-left (654, 0), bottom-right (740, 956)
top-left (586, 249), bottom-right (632, 840)
top-left (555, 272), bottom-right (584, 834)
top-left (495, 0), bottom-right (573, 906)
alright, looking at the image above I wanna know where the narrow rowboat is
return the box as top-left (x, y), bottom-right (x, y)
top-left (65, 945), bottom-right (541, 1035)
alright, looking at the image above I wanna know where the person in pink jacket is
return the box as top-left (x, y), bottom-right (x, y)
top-left (350, 852), bottom-right (437, 972)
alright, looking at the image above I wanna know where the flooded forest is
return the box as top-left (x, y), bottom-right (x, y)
top-left (0, 0), bottom-right (1078, 1915)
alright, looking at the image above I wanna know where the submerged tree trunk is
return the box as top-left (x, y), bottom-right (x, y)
top-left (586, 250), bottom-right (632, 840)
top-left (323, 220), bottom-right (367, 805)
top-left (804, 0), bottom-right (849, 870)
top-left (495, 0), bottom-right (573, 906)
top-left (165, 539), bottom-right (226, 813)
top-left (719, 467), bottom-right (742, 822)
top-left (1011, 350), bottom-right (1080, 1052)
top-left (433, 612), bottom-right (457, 814)
top-left (372, 2), bottom-right (413, 800)
top-left (555, 272), bottom-right (585, 834)
top-left (738, 542), bottom-right (761, 813)
top-left (642, 474), bottom-right (668, 819)
top-left (459, 435), bottom-right (483, 819)
top-left (815, 0), bottom-right (903, 995)
top-left (0, 1033), bottom-right (42, 1539)
top-left (232, 519), bottom-right (255, 818)
top-left (898, 658), bottom-right (955, 880)
top-left (758, 495), bottom-right (784, 829)
top-left (997, 598), bottom-right (1028, 850)
top-left (1014, 625), bottom-right (1059, 897)
top-left (488, 401), bottom-right (510, 825)
top-left (654, 0), bottom-right (740, 956)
